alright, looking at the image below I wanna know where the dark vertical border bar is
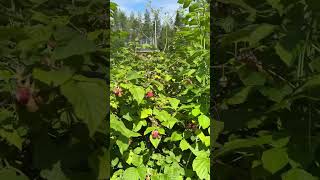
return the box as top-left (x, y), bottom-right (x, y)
top-left (106, 0), bottom-right (111, 179)
top-left (209, 0), bottom-right (214, 178)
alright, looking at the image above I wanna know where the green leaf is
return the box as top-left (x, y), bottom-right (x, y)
top-left (271, 136), bottom-right (290, 148)
top-left (161, 117), bottom-right (177, 129)
top-left (150, 134), bottom-right (161, 148)
top-left (294, 75), bottom-right (320, 95)
top-left (221, 24), bottom-right (275, 46)
top-left (170, 132), bottom-right (183, 141)
top-left (191, 107), bottom-right (201, 116)
top-left (168, 97), bottom-right (180, 110)
top-left (0, 168), bottom-right (29, 180)
top-left (123, 167), bottom-right (140, 180)
top-left (215, 135), bottom-right (273, 157)
top-left (88, 148), bottom-right (110, 180)
top-left (87, 30), bottom-right (104, 40)
top-left (40, 161), bottom-right (69, 180)
top-left (183, 0), bottom-right (192, 8)
top-left (266, 0), bottom-right (284, 15)
top-left (0, 129), bottom-right (23, 150)
top-left (144, 127), bottom-right (157, 135)
top-left (212, 120), bottom-right (224, 142)
top-left (153, 109), bottom-right (171, 122)
top-left (126, 150), bottom-right (143, 166)
top-left (309, 57), bottom-right (320, 72)
top-left (129, 85), bottom-right (145, 104)
top-left (275, 42), bottom-right (294, 66)
top-left (227, 86), bottom-right (252, 105)
top-left (116, 135), bottom-right (129, 154)
top-left (282, 168), bottom-right (317, 180)
top-left (33, 68), bottom-right (73, 86)
top-left (198, 115), bottom-right (210, 129)
top-left (140, 108), bottom-right (152, 119)
top-left (197, 131), bottom-right (210, 147)
top-left (262, 148), bottom-right (288, 174)
top-left (0, 109), bottom-right (13, 122)
top-left (259, 85), bottom-right (293, 102)
top-left (126, 70), bottom-right (143, 80)
top-left (192, 155), bottom-right (210, 180)
top-left (0, 70), bottom-right (13, 82)
top-left (238, 67), bottom-right (267, 86)
top-left (52, 36), bottom-right (96, 60)
top-left (111, 114), bottom-right (141, 138)
top-left (61, 76), bottom-right (107, 136)
top-left (180, 139), bottom-right (190, 151)
top-left (217, 0), bottom-right (256, 20)
top-left (132, 120), bottom-right (147, 132)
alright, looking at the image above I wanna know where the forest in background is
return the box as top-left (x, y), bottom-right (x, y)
top-left (111, 3), bottom-right (184, 51)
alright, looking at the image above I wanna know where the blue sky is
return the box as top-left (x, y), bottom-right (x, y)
top-left (112, 0), bottom-right (180, 20)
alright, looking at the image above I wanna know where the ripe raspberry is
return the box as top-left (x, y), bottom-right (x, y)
top-left (113, 86), bottom-right (123, 97)
top-left (16, 87), bottom-right (31, 105)
top-left (152, 130), bottom-right (159, 139)
top-left (146, 91), bottom-right (154, 98)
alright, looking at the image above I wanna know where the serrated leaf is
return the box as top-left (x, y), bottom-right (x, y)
top-left (168, 97), bottom-right (180, 110)
top-left (129, 85), bottom-right (145, 104)
top-left (111, 114), bottom-right (141, 138)
top-left (180, 139), bottom-right (190, 151)
top-left (0, 109), bottom-right (13, 122)
top-left (150, 134), bottom-right (161, 148)
top-left (282, 168), bottom-right (317, 180)
top-left (198, 115), bottom-right (210, 129)
top-left (123, 167), bottom-right (140, 180)
top-left (0, 168), bottom-right (29, 180)
top-left (227, 86), bottom-right (252, 105)
top-left (262, 148), bottom-right (288, 174)
top-left (33, 68), bottom-right (73, 86)
top-left (161, 117), bottom-right (177, 129)
top-left (170, 132), bottom-right (182, 141)
top-left (140, 108), bottom-right (152, 118)
top-left (126, 70), bottom-right (143, 80)
top-left (191, 108), bottom-right (201, 116)
top-left (192, 155), bottom-right (210, 180)
top-left (61, 76), bottom-right (107, 136)
top-left (275, 42), bottom-right (294, 66)
top-left (52, 36), bottom-right (96, 60)
top-left (213, 120), bottom-right (224, 142)
top-left (88, 148), bottom-right (110, 180)
top-left (215, 135), bottom-right (273, 157)
top-left (0, 129), bottom-right (23, 150)
top-left (153, 109), bottom-right (171, 122)
top-left (197, 131), bottom-right (210, 147)
top-left (40, 161), bottom-right (69, 180)
top-left (116, 135), bottom-right (129, 154)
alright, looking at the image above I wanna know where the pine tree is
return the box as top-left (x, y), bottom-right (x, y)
top-left (143, 9), bottom-right (152, 44)
top-left (174, 10), bottom-right (183, 29)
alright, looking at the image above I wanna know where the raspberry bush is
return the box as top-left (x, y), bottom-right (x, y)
top-left (110, 0), bottom-right (210, 179)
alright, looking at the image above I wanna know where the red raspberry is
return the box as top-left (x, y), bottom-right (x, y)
top-left (146, 91), bottom-right (154, 98)
top-left (152, 130), bottom-right (159, 139)
top-left (113, 86), bottom-right (123, 97)
top-left (16, 87), bottom-right (31, 105)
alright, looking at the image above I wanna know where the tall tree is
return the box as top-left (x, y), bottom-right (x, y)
top-left (174, 10), bottom-right (184, 29)
top-left (143, 9), bottom-right (152, 44)
top-left (153, 10), bottom-right (161, 47)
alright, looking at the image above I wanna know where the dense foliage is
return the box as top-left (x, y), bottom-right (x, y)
top-left (0, 0), bottom-right (109, 179)
top-left (110, 0), bottom-right (210, 179)
top-left (213, 0), bottom-right (320, 179)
